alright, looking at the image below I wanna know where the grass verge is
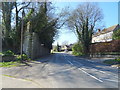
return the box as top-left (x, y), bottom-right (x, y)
top-left (0, 61), bottom-right (21, 67)
top-left (103, 58), bottom-right (120, 65)
top-left (3, 74), bottom-right (16, 78)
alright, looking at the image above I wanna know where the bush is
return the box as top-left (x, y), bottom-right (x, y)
top-left (16, 54), bottom-right (31, 61)
top-left (72, 43), bottom-right (84, 56)
top-left (113, 29), bottom-right (120, 40)
top-left (103, 57), bottom-right (120, 65)
top-left (0, 50), bottom-right (14, 56)
top-left (116, 57), bottom-right (120, 61)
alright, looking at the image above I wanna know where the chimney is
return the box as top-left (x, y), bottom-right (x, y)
top-left (98, 29), bottom-right (101, 32)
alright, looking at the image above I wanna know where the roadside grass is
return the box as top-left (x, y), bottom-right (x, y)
top-left (0, 61), bottom-right (20, 67)
top-left (3, 74), bottom-right (16, 78)
top-left (103, 58), bottom-right (120, 65)
top-left (0, 59), bottom-right (35, 67)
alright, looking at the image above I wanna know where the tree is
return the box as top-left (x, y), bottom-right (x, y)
top-left (2, 2), bottom-right (14, 37)
top-left (13, 2), bottom-right (31, 53)
top-left (1, 1), bottom-right (61, 55)
top-left (2, 2), bottom-right (15, 50)
top-left (31, 2), bottom-right (59, 50)
top-left (66, 3), bottom-right (103, 54)
top-left (57, 42), bottom-right (60, 52)
top-left (72, 42), bottom-right (83, 56)
top-left (2, 2), bottom-right (31, 52)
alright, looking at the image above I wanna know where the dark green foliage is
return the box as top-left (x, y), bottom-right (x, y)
top-left (103, 58), bottom-right (120, 65)
top-left (16, 54), bottom-right (31, 61)
top-left (56, 43), bottom-right (60, 52)
top-left (2, 2), bottom-right (14, 38)
top-left (72, 43), bottom-right (84, 56)
top-left (2, 50), bottom-right (14, 56)
top-left (113, 29), bottom-right (120, 40)
top-left (2, 2), bottom-right (15, 51)
top-left (2, 2), bottom-right (58, 56)
top-left (31, 2), bottom-right (58, 49)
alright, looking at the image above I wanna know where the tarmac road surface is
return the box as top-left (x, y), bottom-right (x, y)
top-left (1, 53), bottom-right (119, 88)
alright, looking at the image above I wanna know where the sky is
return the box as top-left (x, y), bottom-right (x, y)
top-left (52, 2), bottom-right (118, 45)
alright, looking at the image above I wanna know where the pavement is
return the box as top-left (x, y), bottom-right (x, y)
top-left (1, 52), bottom-right (119, 88)
top-left (1, 75), bottom-right (41, 88)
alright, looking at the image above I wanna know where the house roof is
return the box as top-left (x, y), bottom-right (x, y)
top-left (93, 24), bottom-right (119, 37)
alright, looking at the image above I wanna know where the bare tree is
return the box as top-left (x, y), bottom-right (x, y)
top-left (67, 3), bottom-right (103, 54)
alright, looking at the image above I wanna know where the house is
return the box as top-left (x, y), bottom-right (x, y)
top-left (60, 44), bottom-right (73, 52)
top-left (92, 24), bottom-right (120, 43)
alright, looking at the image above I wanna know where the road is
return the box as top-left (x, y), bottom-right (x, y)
top-left (2, 53), bottom-right (119, 88)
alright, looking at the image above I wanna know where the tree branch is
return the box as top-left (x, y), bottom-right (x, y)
top-left (18, 2), bottom-right (31, 12)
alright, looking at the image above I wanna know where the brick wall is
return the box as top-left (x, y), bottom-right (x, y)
top-left (90, 40), bottom-right (120, 53)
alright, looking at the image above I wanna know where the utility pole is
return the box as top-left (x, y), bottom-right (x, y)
top-left (20, 9), bottom-right (25, 63)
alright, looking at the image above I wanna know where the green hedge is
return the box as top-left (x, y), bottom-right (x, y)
top-left (72, 43), bottom-right (84, 56)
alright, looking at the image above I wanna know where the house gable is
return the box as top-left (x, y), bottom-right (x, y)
top-left (92, 24), bottom-right (120, 43)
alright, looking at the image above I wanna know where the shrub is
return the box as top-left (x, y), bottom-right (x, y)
top-left (72, 43), bottom-right (84, 56)
top-left (0, 52), bottom-right (4, 56)
top-left (0, 50), bottom-right (14, 56)
top-left (16, 54), bottom-right (31, 61)
top-left (113, 29), bottom-right (120, 40)
top-left (103, 57), bottom-right (120, 65)
top-left (116, 57), bottom-right (120, 61)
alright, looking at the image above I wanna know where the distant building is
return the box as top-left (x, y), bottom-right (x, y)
top-left (60, 44), bottom-right (73, 51)
top-left (92, 24), bottom-right (120, 43)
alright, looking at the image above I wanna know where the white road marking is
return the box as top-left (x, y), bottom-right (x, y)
top-left (63, 53), bottom-right (119, 83)
top-left (67, 60), bottom-right (73, 65)
top-left (75, 60), bottom-right (118, 79)
top-left (63, 54), bottom-right (73, 65)
top-left (78, 68), bottom-right (103, 82)
top-left (99, 71), bottom-right (106, 73)
top-left (100, 78), bottom-right (118, 82)
top-left (72, 58), bottom-right (118, 78)
top-left (64, 56), bottom-right (103, 83)
top-left (87, 60), bottom-right (95, 62)
top-left (72, 60), bottom-right (83, 66)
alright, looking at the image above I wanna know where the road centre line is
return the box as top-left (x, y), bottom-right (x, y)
top-left (78, 68), bottom-right (103, 82)
top-left (100, 78), bottom-right (118, 83)
top-left (70, 60), bottom-right (103, 82)
top-left (64, 55), bottom-right (118, 82)
top-left (67, 60), bottom-right (73, 65)
top-left (63, 54), bottom-right (103, 83)
top-left (67, 55), bottom-right (113, 74)
top-left (71, 57), bottom-right (118, 79)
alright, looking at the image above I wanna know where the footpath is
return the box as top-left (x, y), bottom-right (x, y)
top-left (0, 74), bottom-right (41, 88)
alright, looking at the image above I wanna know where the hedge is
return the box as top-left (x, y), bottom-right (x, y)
top-left (90, 39), bottom-right (120, 53)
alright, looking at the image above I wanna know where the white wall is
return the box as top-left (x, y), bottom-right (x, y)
top-left (92, 31), bottom-right (113, 43)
